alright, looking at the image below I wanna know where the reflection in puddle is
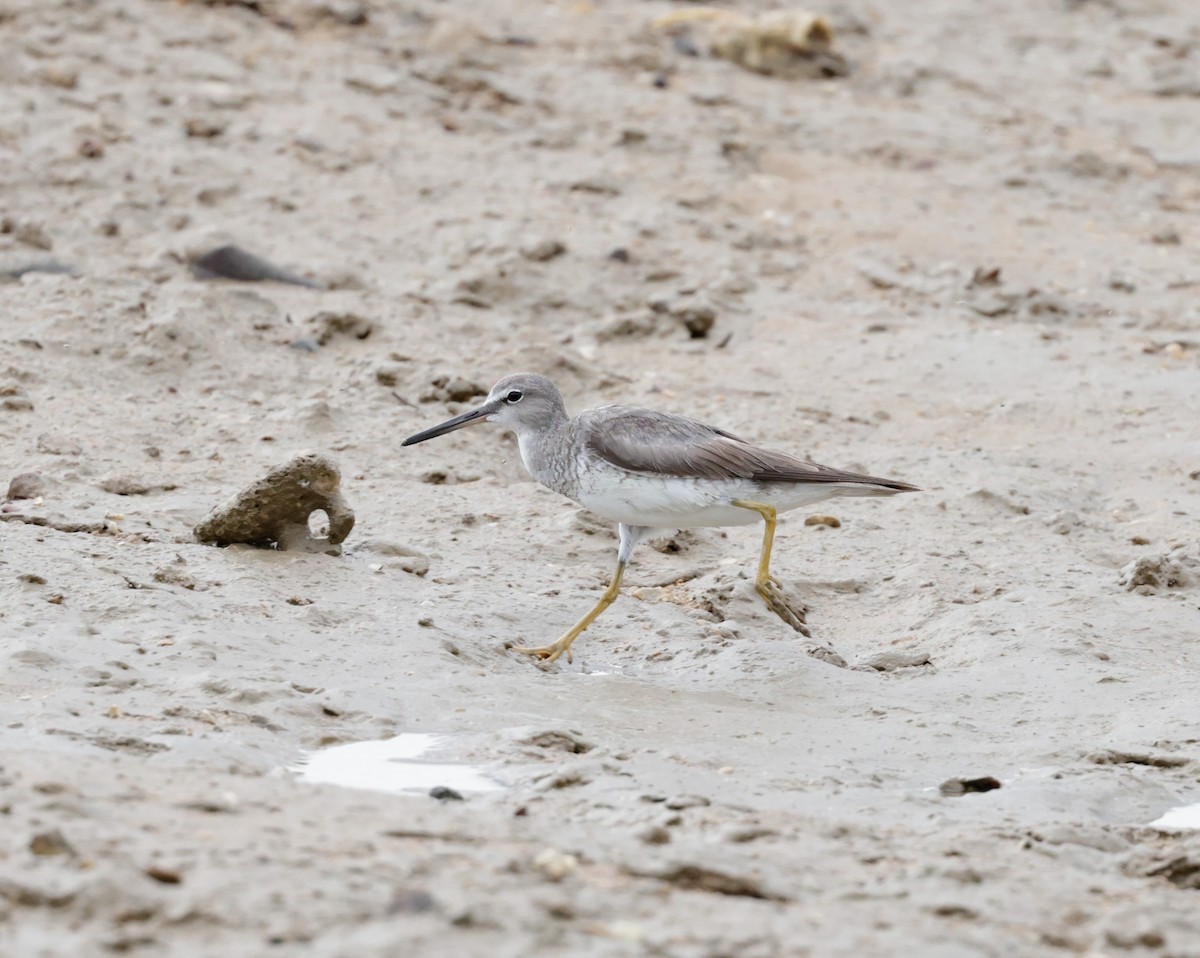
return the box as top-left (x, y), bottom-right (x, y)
top-left (1149, 802), bottom-right (1200, 830)
top-left (293, 732), bottom-right (502, 795)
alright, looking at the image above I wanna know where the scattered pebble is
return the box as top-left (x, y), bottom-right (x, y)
top-left (532, 847), bottom-right (578, 881)
top-left (940, 776), bottom-right (1002, 796)
top-left (0, 386), bottom-right (34, 412)
top-left (184, 116), bottom-right (228, 138)
top-left (420, 375), bottom-right (487, 404)
top-left (145, 865), bottom-right (183, 885)
top-left (29, 830), bottom-right (75, 857)
top-left (100, 475), bottom-right (176, 496)
top-left (859, 650), bottom-right (932, 672)
top-left (311, 311), bottom-right (374, 345)
top-left (521, 239), bottom-right (567, 262)
top-left (388, 887), bottom-right (437, 915)
top-left (429, 786), bottom-right (463, 802)
top-left (805, 514), bottom-right (841, 528)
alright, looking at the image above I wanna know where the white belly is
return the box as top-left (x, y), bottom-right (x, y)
top-left (574, 474), bottom-right (843, 529)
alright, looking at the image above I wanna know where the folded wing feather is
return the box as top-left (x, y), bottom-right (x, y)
top-left (584, 407), bottom-right (917, 491)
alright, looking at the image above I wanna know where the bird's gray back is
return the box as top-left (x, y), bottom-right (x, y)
top-left (580, 405), bottom-right (914, 491)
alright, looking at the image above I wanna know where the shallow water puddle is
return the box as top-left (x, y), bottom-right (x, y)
top-left (292, 732), bottom-right (502, 795)
top-left (1149, 802), bottom-right (1200, 830)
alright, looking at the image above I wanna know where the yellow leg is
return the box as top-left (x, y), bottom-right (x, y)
top-left (732, 499), bottom-right (810, 636)
top-left (512, 560), bottom-right (627, 664)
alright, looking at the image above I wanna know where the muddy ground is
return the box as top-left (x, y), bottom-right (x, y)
top-left (2, 0), bottom-right (1200, 955)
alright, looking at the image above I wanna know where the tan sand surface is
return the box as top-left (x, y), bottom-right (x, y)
top-left (2, 1), bottom-right (1199, 954)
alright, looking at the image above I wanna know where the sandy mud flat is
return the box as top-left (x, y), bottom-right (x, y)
top-left (2, 1), bottom-right (1199, 955)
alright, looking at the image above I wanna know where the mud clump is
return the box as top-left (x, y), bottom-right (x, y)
top-left (1119, 545), bottom-right (1198, 594)
top-left (193, 453), bottom-right (354, 553)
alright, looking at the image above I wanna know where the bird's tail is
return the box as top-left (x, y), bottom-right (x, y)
top-left (830, 476), bottom-right (921, 498)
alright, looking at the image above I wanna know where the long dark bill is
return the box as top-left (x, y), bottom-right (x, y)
top-left (401, 403), bottom-right (494, 446)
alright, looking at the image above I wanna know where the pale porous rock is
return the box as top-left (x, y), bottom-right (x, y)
top-left (1119, 544), bottom-right (1199, 595)
top-left (193, 453), bottom-right (355, 554)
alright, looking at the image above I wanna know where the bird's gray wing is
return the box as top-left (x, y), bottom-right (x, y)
top-left (584, 407), bottom-right (916, 489)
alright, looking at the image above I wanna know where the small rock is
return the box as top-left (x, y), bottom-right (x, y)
top-left (570, 176), bottom-right (622, 196)
top-left (674, 302), bottom-right (716, 339)
top-left (145, 865), bottom-right (182, 885)
top-left (0, 385), bottom-right (34, 412)
top-left (193, 453), bottom-right (355, 552)
top-left (939, 776), bottom-right (1002, 796)
top-left (664, 794), bottom-right (711, 811)
top-left (191, 245), bottom-right (322, 288)
top-left (521, 239), bottom-right (567, 262)
top-left (345, 66), bottom-right (402, 95)
top-left (153, 566), bottom-right (197, 590)
top-left (388, 888), bottom-right (437, 915)
top-left (1119, 546), bottom-right (1198, 594)
top-left (804, 514), bottom-right (840, 527)
top-left (639, 826), bottom-right (672, 845)
top-left (429, 786), bottom-right (463, 802)
top-left (0, 218), bottom-right (52, 250)
top-left (521, 730), bottom-right (594, 754)
top-left (6, 473), bottom-right (46, 501)
top-left (100, 475), bottom-right (176, 496)
top-left (860, 650), bottom-right (931, 671)
top-left (532, 847), bottom-right (578, 881)
top-left (30, 830), bottom-right (74, 857)
top-left (375, 363), bottom-right (404, 386)
top-left (420, 375), bottom-right (487, 404)
top-left (655, 8), bottom-right (846, 79)
top-left (35, 66), bottom-right (79, 89)
top-left (184, 116), bottom-right (228, 138)
top-left (967, 290), bottom-right (1019, 318)
top-left (37, 434), bottom-right (82, 456)
top-left (311, 311), bottom-right (374, 345)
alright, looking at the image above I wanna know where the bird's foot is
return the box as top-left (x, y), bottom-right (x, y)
top-left (511, 638), bottom-right (574, 664)
top-left (756, 576), bottom-right (811, 637)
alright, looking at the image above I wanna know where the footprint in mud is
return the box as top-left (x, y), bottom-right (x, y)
top-left (659, 570), bottom-right (847, 667)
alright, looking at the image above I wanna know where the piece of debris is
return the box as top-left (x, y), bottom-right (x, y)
top-left (191, 244), bottom-right (322, 288)
top-left (653, 8), bottom-right (848, 79)
top-left (429, 786), bottom-right (463, 802)
top-left (804, 514), bottom-right (841, 527)
top-left (193, 453), bottom-right (355, 553)
top-left (939, 776), bottom-right (1002, 796)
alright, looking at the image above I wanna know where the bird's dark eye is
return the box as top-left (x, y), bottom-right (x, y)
top-left (505, 389), bottom-right (523, 404)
